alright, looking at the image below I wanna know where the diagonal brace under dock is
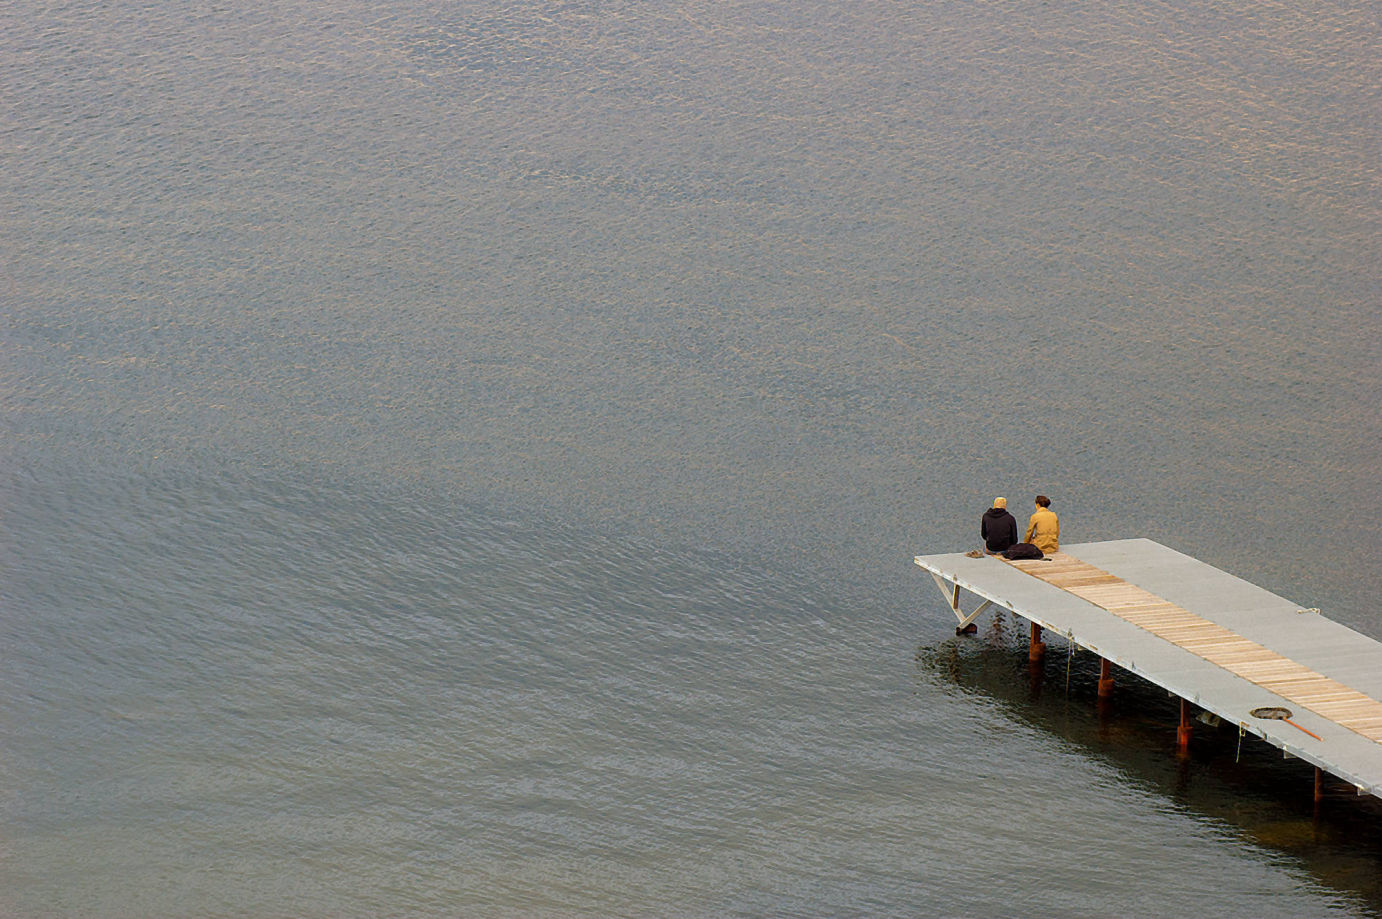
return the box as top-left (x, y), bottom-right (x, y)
top-left (915, 538), bottom-right (1382, 799)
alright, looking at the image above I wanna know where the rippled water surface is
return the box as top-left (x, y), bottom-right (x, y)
top-left (2, 0), bottom-right (1380, 916)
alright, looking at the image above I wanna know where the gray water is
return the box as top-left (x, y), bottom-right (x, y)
top-left (2, 0), bottom-right (1380, 915)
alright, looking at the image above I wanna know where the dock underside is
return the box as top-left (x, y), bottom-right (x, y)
top-left (915, 538), bottom-right (1382, 800)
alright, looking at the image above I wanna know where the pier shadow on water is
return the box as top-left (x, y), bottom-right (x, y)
top-left (916, 610), bottom-right (1382, 913)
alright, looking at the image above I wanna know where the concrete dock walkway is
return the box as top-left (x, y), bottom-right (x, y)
top-left (915, 538), bottom-right (1382, 799)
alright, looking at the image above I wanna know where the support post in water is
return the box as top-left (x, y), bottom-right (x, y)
top-left (927, 573), bottom-right (989, 635)
top-left (1029, 622), bottom-right (1045, 662)
top-left (1098, 657), bottom-right (1114, 699)
top-left (1178, 698), bottom-right (1193, 756)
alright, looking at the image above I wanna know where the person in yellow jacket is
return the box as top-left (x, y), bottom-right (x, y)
top-left (1024, 495), bottom-right (1059, 555)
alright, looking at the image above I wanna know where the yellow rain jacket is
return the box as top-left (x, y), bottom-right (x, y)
top-left (1024, 507), bottom-right (1060, 554)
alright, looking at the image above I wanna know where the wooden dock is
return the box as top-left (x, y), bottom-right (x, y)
top-left (915, 538), bottom-right (1382, 800)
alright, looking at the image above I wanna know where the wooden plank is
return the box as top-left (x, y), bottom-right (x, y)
top-left (1180, 638), bottom-right (1258, 651)
top-left (1316, 700), bottom-right (1382, 714)
top-left (1227, 654), bottom-right (1307, 667)
top-left (1200, 649), bottom-right (1280, 663)
top-left (1120, 612), bottom-right (1203, 623)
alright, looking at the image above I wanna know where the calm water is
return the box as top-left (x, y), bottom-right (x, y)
top-left (2, 0), bottom-right (1380, 915)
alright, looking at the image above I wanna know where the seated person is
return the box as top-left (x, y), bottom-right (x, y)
top-left (981, 497), bottom-right (1018, 554)
top-left (1024, 495), bottom-right (1060, 555)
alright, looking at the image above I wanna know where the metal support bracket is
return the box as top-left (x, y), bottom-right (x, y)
top-left (929, 573), bottom-right (993, 629)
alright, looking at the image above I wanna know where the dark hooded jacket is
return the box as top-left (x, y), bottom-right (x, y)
top-left (981, 507), bottom-right (1018, 553)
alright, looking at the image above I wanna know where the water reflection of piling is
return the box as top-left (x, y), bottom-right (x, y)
top-left (915, 636), bottom-right (1382, 912)
top-left (1027, 654), bottom-right (1045, 699)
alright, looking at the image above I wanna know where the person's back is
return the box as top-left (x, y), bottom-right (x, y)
top-left (981, 497), bottom-right (1017, 553)
top-left (1024, 495), bottom-right (1059, 554)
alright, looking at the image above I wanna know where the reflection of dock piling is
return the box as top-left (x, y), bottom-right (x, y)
top-left (1178, 698), bottom-right (1193, 757)
top-left (917, 538), bottom-right (1382, 802)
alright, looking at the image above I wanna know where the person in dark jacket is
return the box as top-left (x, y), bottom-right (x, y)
top-left (981, 497), bottom-right (1018, 554)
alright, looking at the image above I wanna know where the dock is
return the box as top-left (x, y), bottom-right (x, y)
top-left (915, 538), bottom-right (1382, 801)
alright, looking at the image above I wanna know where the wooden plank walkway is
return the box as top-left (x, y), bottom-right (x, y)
top-left (1007, 553), bottom-right (1382, 743)
top-left (915, 539), bottom-right (1382, 798)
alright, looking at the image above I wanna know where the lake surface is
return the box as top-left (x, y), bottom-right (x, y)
top-left (2, 0), bottom-right (1380, 915)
